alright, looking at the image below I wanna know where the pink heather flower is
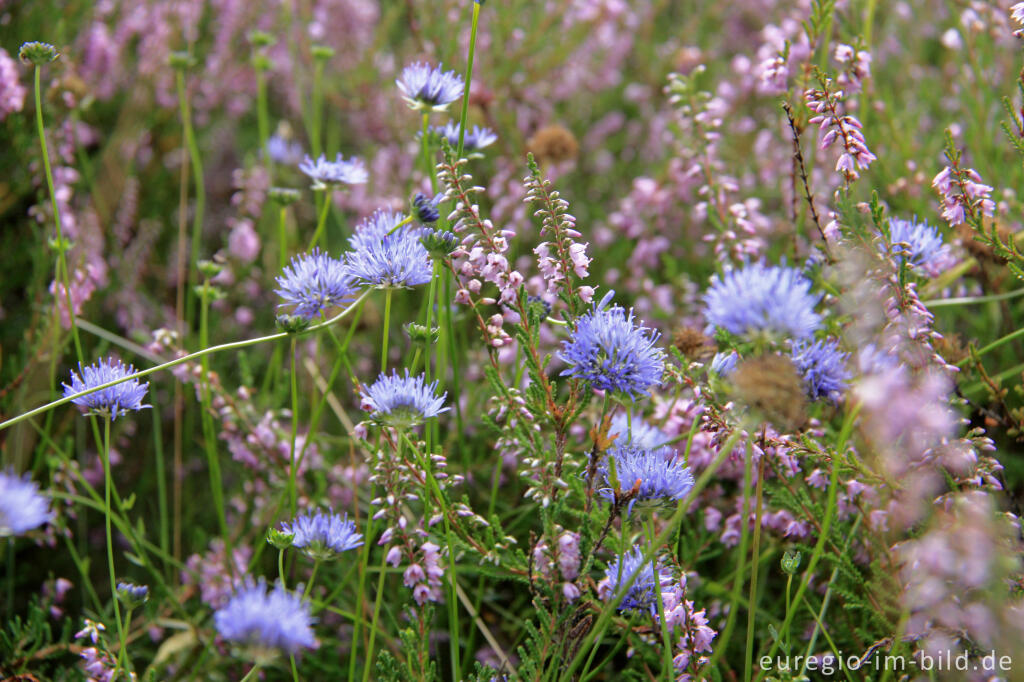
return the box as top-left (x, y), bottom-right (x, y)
top-left (0, 48), bottom-right (26, 121)
top-left (805, 78), bottom-right (875, 180)
top-left (227, 218), bottom-right (260, 263)
top-left (932, 164), bottom-right (994, 226)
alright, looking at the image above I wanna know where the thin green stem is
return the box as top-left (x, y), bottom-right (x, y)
top-left (102, 416), bottom-right (127, 678)
top-left (563, 426), bottom-right (746, 679)
top-left (175, 67), bottom-right (206, 333)
top-left (199, 286), bottom-right (229, 549)
top-left (957, 326), bottom-right (1024, 367)
top-left (304, 560), bottom-right (321, 599)
top-left (1, 290), bottom-right (371, 432)
top-left (311, 59), bottom-right (325, 156)
top-left (922, 286), bottom-right (1024, 308)
top-left (381, 288), bottom-right (393, 370)
top-left (361, 538), bottom-right (391, 682)
top-left (278, 206), bottom-right (289, 270)
top-left (456, 2), bottom-right (482, 159)
top-left (289, 338), bottom-right (299, 517)
top-left (645, 516), bottom-right (674, 680)
top-left (256, 67), bottom-right (272, 180)
top-left (34, 66), bottom-right (84, 364)
top-left (152, 407), bottom-right (169, 574)
top-left (705, 439), bottom-right (753, 673)
top-left (308, 190), bottom-right (332, 250)
top-left (240, 663), bottom-right (263, 682)
top-left (745, 455), bottom-right (766, 681)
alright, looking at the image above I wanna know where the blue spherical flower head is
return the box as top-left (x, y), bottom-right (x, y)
top-left (608, 412), bottom-right (669, 450)
top-left (215, 578), bottom-right (316, 659)
top-left (397, 62), bottom-right (465, 112)
top-left (362, 369), bottom-right (449, 428)
top-left (0, 470), bottom-right (54, 537)
top-left (790, 338), bottom-right (851, 404)
top-left (412, 192), bottom-right (443, 224)
top-left (346, 210), bottom-right (433, 289)
top-left (597, 442), bottom-right (695, 515)
top-left (298, 153), bottom-right (368, 189)
top-left (703, 262), bottom-right (822, 341)
top-left (275, 248), bottom-right (356, 321)
top-left (602, 545), bottom-right (672, 615)
top-left (883, 218), bottom-right (954, 277)
top-left (280, 510), bottom-right (364, 561)
top-left (63, 358), bottom-right (150, 420)
top-left (430, 122), bottom-right (497, 152)
top-left (560, 291), bottom-right (665, 398)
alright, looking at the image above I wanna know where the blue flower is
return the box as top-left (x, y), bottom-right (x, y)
top-left (790, 338), bottom-right (851, 403)
top-left (710, 350), bottom-right (739, 377)
top-left (560, 291), bottom-right (665, 397)
top-left (361, 369), bottom-right (449, 427)
top-left (430, 122), bottom-right (497, 151)
top-left (608, 412), bottom-right (669, 450)
top-left (116, 582), bottom-right (149, 608)
top-left (266, 135), bottom-right (304, 166)
top-left (63, 358), bottom-right (150, 420)
top-left (275, 249), bottom-right (356, 320)
top-left (602, 545), bottom-right (672, 614)
top-left (345, 210), bottom-right (433, 289)
top-left (280, 510), bottom-right (364, 561)
top-left (703, 262), bottom-right (822, 341)
top-left (883, 218), bottom-right (954, 277)
top-left (396, 62), bottom-right (465, 111)
top-left (597, 442), bottom-right (694, 514)
top-left (0, 470), bottom-right (54, 537)
top-left (214, 578), bottom-right (316, 655)
top-left (412, 193), bottom-right (443, 224)
top-left (298, 153), bottom-right (368, 188)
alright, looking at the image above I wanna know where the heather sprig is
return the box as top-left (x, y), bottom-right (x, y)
top-left (805, 72), bottom-right (875, 182)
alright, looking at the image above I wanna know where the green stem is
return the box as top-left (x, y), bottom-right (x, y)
top-left (289, 338), bottom-right (299, 517)
top-left (705, 439), bottom-right (753, 673)
top-left (199, 286), bottom-right (229, 550)
top-left (34, 66), bottom-right (84, 364)
top-left (361, 543), bottom-right (390, 682)
top-left (5, 538), bottom-right (13, 620)
top-left (102, 416), bottom-right (127, 678)
top-left (922, 286), bottom-right (1024, 308)
top-left (456, 1), bottom-right (482, 159)
top-left (755, 404), bottom-right (859, 681)
top-left (645, 516), bottom-right (674, 680)
top-left (563, 426), bottom-right (746, 679)
top-left (240, 663), bottom-right (263, 682)
top-left (175, 67), bottom-right (206, 335)
top-left (279, 206), bottom-right (289, 270)
top-left (152, 406), bottom-right (169, 574)
top-left (1, 291), bottom-right (372, 432)
top-left (744, 455), bottom-right (766, 681)
top-left (957, 326), bottom-right (1024, 367)
top-left (304, 560), bottom-right (321, 599)
top-left (256, 67), bottom-right (272, 181)
top-left (381, 288), bottom-right (393, 370)
top-left (311, 59), bottom-right (325, 156)
top-left (308, 190), bottom-right (333, 251)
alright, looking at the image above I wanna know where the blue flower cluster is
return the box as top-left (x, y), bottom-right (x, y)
top-left (396, 62), bottom-right (464, 111)
top-left (214, 578), bottom-right (316, 655)
top-left (883, 218), bottom-right (954, 277)
top-left (703, 262), bottom-right (822, 340)
top-left (63, 358), bottom-right (150, 420)
top-left (603, 545), bottom-right (671, 614)
top-left (560, 292), bottom-right (665, 397)
top-left (362, 369), bottom-right (449, 427)
top-left (598, 441), bottom-right (695, 514)
top-left (0, 470), bottom-right (54, 537)
top-left (345, 211), bottom-right (433, 289)
top-left (275, 249), bottom-right (356, 321)
top-left (791, 338), bottom-right (851, 403)
top-left (430, 122), bottom-right (497, 151)
top-left (298, 153), bottom-right (368, 188)
top-left (280, 510), bottom-right (364, 561)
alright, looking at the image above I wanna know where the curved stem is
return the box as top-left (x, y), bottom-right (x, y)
top-left (456, 2), bottom-right (482, 159)
top-left (1, 290), bottom-right (371, 432)
top-left (34, 66), bottom-right (84, 364)
top-left (240, 663), bottom-right (262, 682)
